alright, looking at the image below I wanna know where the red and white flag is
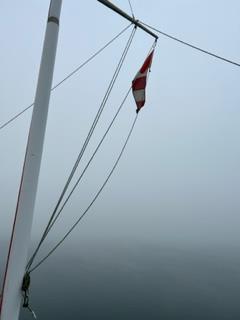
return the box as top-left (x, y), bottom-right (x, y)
top-left (132, 50), bottom-right (154, 113)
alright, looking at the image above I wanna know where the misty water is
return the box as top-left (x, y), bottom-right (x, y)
top-left (1, 239), bottom-right (240, 319)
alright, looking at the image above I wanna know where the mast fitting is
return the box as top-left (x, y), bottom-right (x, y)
top-left (97, 0), bottom-right (158, 40)
top-left (48, 16), bottom-right (59, 25)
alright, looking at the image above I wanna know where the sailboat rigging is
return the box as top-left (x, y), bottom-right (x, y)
top-left (0, 1), bottom-right (157, 319)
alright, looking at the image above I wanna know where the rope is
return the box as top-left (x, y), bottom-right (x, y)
top-left (140, 21), bottom-right (240, 67)
top-left (26, 27), bottom-right (137, 271)
top-left (0, 24), bottom-right (132, 131)
top-left (29, 113), bottom-right (138, 273)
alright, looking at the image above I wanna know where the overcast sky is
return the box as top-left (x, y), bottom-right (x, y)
top-left (0, 0), bottom-right (240, 260)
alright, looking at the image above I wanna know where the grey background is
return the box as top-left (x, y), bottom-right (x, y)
top-left (0, 1), bottom-right (240, 319)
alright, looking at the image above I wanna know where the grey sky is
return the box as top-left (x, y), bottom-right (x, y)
top-left (0, 0), bottom-right (240, 258)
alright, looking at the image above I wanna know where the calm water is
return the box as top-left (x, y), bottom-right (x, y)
top-left (1, 240), bottom-right (240, 319)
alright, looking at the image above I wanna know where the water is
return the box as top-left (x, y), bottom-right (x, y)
top-left (1, 240), bottom-right (240, 319)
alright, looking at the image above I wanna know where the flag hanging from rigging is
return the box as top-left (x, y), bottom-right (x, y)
top-left (132, 49), bottom-right (154, 113)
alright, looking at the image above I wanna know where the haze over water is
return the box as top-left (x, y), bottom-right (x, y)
top-left (1, 238), bottom-right (240, 319)
top-left (1, 1), bottom-right (240, 319)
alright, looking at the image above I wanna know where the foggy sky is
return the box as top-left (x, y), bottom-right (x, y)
top-left (1, 0), bottom-right (240, 260)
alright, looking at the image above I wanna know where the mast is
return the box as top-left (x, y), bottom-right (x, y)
top-left (0, 1), bottom-right (62, 319)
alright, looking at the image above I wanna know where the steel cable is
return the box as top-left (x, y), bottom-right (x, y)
top-left (29, 113), bottom-right (138, 273)
top-left (140, 21), bottom-right (240, 67)
top-left (26, 26), bottom-right (137, 271)
top-left (0, 24), bottom-right (132, 131)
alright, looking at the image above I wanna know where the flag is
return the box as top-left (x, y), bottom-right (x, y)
top-left (132, 50), bottom-right (154, 113)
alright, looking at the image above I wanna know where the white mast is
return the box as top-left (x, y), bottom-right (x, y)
top-left (0, 1), bottom-right (62, 319)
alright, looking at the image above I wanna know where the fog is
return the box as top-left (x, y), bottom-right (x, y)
top-left (0, 1), bottom-right (240, 318)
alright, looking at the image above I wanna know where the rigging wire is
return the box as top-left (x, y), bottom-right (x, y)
top-left (26, 27), bottom-right (137, 271)
top-left (39, 88), bottom-right (131, 238)
top-left (127, 0), bottom-right (135, 18)
top-left (1, 20), bottom-right (239, 133)
top-left (140, 21), bottom-right (240, 67)
top-left (0, 24), bottom-right (132, 132)
top-left (29, 113), bottom-right (138, 273)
